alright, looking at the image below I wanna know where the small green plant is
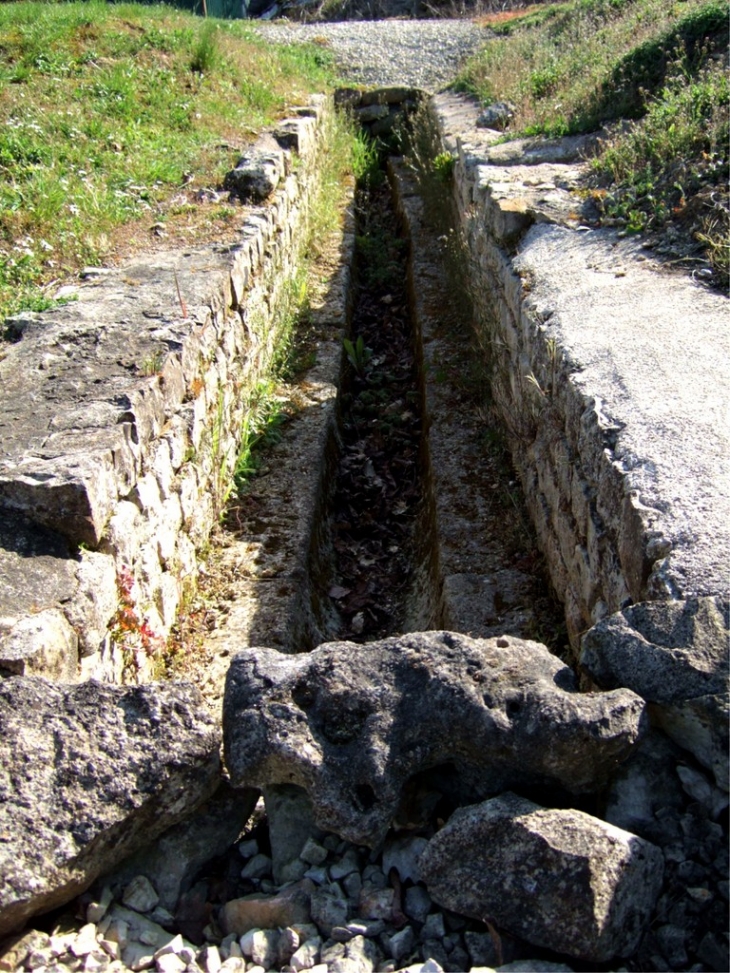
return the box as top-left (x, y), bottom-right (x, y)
top-left (139, 350), bottom-right (164, 376)
top-left (343, 335), bottom-right (373, 375)
top-left (432, 151), bottom-right (456, 183)
top-left (190, 21), bottom-right (221, 75)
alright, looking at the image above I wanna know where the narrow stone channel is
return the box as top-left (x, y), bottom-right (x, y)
top-left (329, 175), bottom-right (426, 643)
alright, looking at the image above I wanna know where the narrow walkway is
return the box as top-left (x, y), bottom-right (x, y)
top-left (255, 19), bottom-right (489, 89)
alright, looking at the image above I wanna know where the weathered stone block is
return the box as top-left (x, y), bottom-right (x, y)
top-left (0, 609), bottom-right (78, 680)
top-left (0, 678), bottom-right (221, 937)
top-left (224, 631), bottom-right (646, 847)
top-left (419, 793), bottom-right (664, 962)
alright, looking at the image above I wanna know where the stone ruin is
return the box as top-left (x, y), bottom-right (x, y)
top-left (0, 91), bottom-right (728, 973)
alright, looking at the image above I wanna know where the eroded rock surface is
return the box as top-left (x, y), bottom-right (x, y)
top-left (581, 597), bottom-right (729, 788)
top-left (580, 597), bottom-right (729, 703)
top-left (223, 631), bottom-right (646, 846)
top-left (419, 793), bottom-right (664, 962)
top-left (0, 678), bottom-right (220, 938)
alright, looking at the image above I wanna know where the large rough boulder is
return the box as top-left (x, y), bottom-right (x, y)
top-left (223, 631), bottom-right (646, 846)
top-left (0, 677), bottom-right (221, 938)
top-left (419, 793), bottom-right (664, 962)
top-left (580, 597), bottom-right (729, 788)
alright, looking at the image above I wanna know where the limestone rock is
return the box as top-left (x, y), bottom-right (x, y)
top-left (219, 882), bottom-right (313, 937)
top-left (580, 597), bottom-right (729, 703)
top-left (419, 793), bottom-right (664, 962)
top-left (603, 729), bottom-right (685, 836)
top-left (581, 598), bottom-right (729, 788)
top-left (0, 678), bottom-right (221, 937)
top-left (223, 631), bottom-right (646, 846)
top-left (655, 692), bottom-right (729, 791)
top-left (0, 607), bottom-right (78, 680)
top-left (476, 102), bottom-right (515, 131)
top-left (223, 150), bottom-right (286, 202)
top-left (264, 784), bottom-right (327, 885)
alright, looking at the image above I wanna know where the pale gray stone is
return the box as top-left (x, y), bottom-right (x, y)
top-left (265, 785), bottom-right (326, 885)
top-left (310, 887), bottom-right (349, 936)
top-left (603, 729), bottom-right (685, 835)
top-left (387, 926), bottom-right (415, 963)
top-left (123, 875), bottom-right (159, 914)
top-left (327, 935), bottom-right (380, 973)
top-left (0, 679), bottom-right (220, 938)
top-left (655, 692), bottom-right (729, 790)
top-left (419, 914), bottom-right (444, 942)
top-left (290, 938), bottom-right (321, 972)
top-left (382, 835), bottom-right (428, 884)
top-left (249, 929), bottom-right (280, 969)
top-left (224, 632), bottom-right (646, 847)
top-left (240, 854), bottom-right (273, 880)
top-left (403, 886), bottom-right (431, 924)
top-left (0, 608), bottom-right (78, 681)
top-left (419, 794), bottom-right (664, 962)
top-left (330, 849), bottom-right (361, 881)
top-left (580, 598), bottom-right (729, 703)
top-left (300, 838), bottom-right (328, 867)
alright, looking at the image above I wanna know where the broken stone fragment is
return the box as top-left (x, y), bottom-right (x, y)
top-left (223, 631), bottom-right (647, 846)
top-left (219, 881), bottom-right (313, 937)
top-left (580, 597), bottom-right (729, 788)
top-left (476, 101), bottom-right (515, 131)
top-left (0, 678), bottom-right (221, 938)
top-left (580, 597), bottom-right (729, 703)
top-left (419, 793), bottom-right (664, 962)
top-left (223, 150), bottom-right (286, 203)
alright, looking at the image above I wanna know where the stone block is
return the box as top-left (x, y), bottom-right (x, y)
top-left (419, 793), bottom-right (663, 962)
top-left (0, 678), bottom-right (220, 937)
top-left (224, 632), bottom-right (645, 847)
top-left (65, 550), bottom-right (118, 657)
top-left (0, 608), bottom-right (78, 680)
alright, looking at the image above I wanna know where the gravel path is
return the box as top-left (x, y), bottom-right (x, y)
top-left (254, 18), bottom-right (490, 90)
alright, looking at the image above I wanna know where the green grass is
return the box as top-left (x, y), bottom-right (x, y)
top-left (230, 108), bottom-right (360, 497)
top-left (0, 1), bottom-right (338, 324)
top-left (456, 0), bottom-right (729, 282)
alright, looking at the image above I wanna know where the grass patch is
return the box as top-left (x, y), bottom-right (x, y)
top-left (456, 0), bottom-right (727, 135)
top-left (0, 1), bottom-right (338, 324)
top-left (456, 0), bottom-right (729, 280)
top-left (229, 109), bottom-right (359, 497)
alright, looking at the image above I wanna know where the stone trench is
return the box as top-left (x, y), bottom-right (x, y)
top-left (0, 91), bottom-right (728, 973)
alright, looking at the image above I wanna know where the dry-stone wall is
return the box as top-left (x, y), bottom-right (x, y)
top-left (430, 92), bottom-right (730, 649)
top-left (0, 95), bottom-right (334, 685)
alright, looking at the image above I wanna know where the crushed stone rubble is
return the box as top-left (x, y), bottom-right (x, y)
top-left (254, 20), bottom-right (489, 90)
top-left (1, 827), bottom-right (578, 973)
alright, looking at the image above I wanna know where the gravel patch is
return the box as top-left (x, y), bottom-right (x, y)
top-left (254, 19), bottom-right (490, 89)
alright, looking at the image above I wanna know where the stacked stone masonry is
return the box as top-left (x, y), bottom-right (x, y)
top-left (0, 96), bottom-right (334, 684)
top-left (430, 92), bottom-right (730, 648)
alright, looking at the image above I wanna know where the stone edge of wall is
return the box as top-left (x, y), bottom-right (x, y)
top-left (427, 94), bottom-right (701, 647)
top-left (0, 95), bottom-right (334, 684)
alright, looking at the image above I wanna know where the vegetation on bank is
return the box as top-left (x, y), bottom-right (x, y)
top-left (458, 0), bottom-right (729, 284)
top-left (0, 1), bottom-right (338, 324)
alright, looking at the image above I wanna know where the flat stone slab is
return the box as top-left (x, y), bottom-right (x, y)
top-left (516, 222), bottom-right (730, 600)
